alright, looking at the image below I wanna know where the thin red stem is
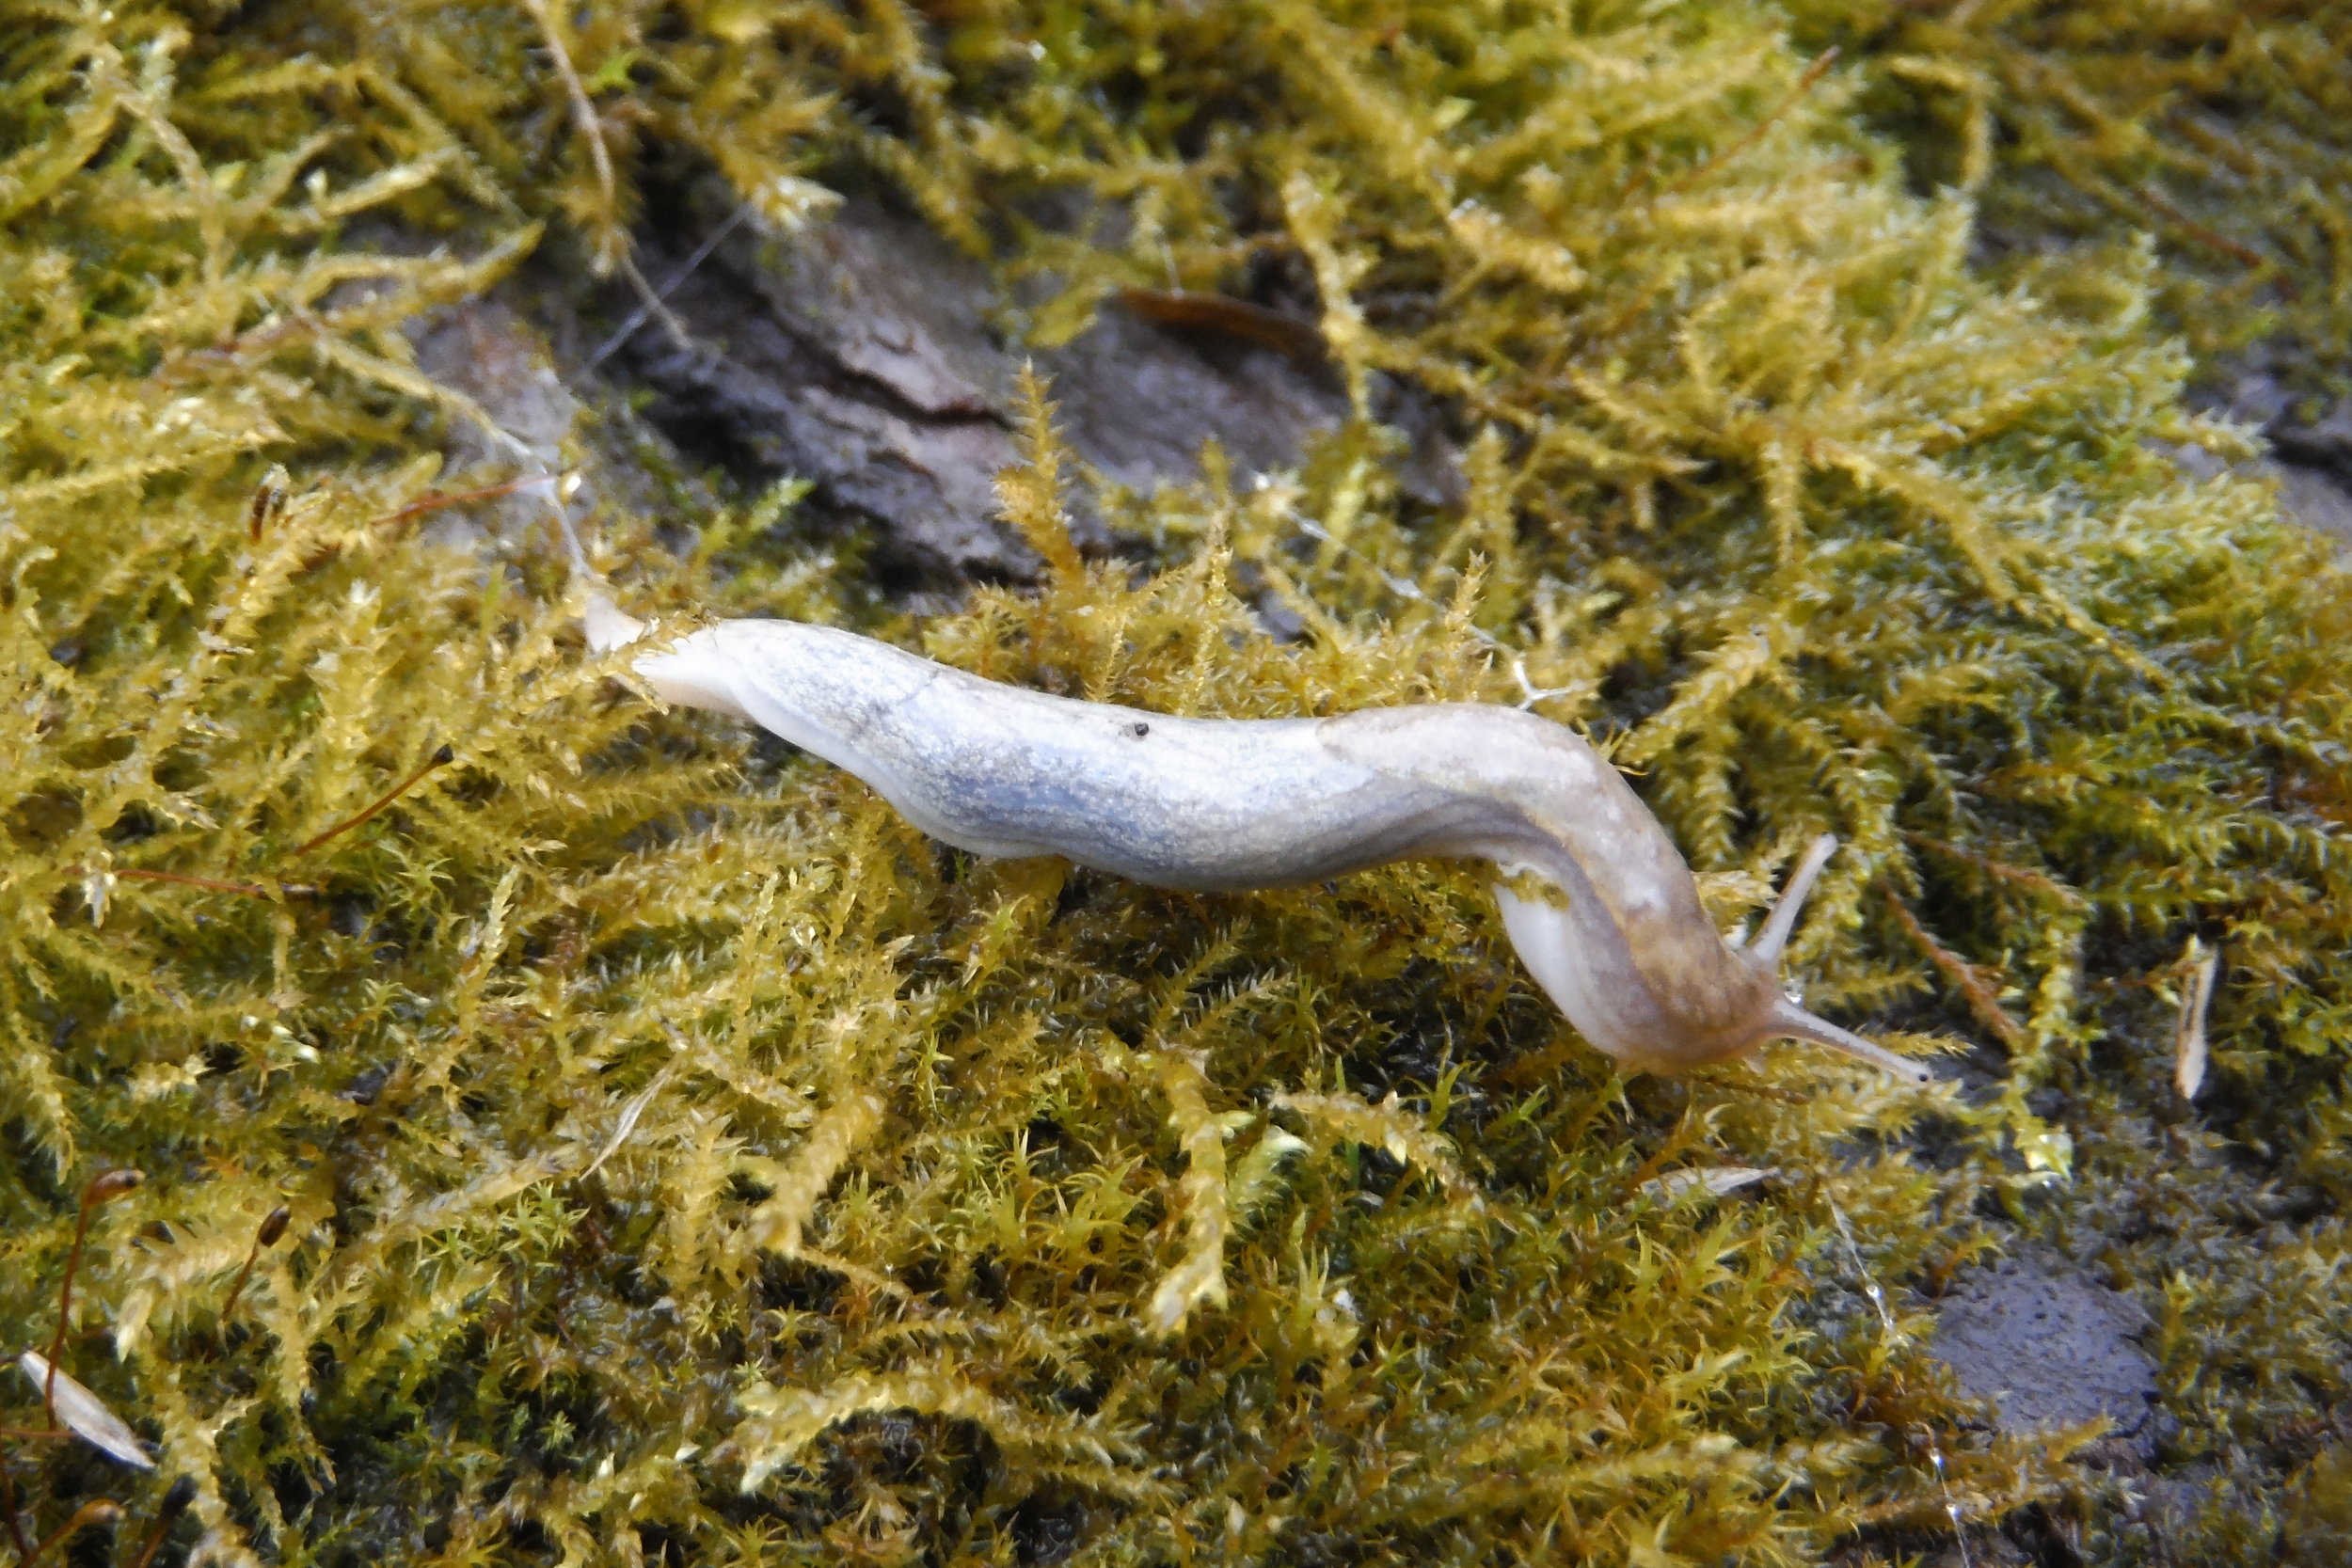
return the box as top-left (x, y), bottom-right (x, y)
top-left (112, 868), bottom-right (276, 900)
top-left (42, 1216), bottom-right (92, 1426)
top-left (217, 1208), bottom-right (288, 1337)
top-left (1657, 46), bottom-right (1840, 198)
top-left (294, 745), bottom-right (455, 858)
top-left (42, 1171), bottom-right (140, 1427)
top-left (23, 1500), bottom-right (119, 1568)
top-left (363, 476), bottom-right (553, 533)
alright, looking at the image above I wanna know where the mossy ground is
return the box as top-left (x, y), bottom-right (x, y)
top-left (2, 2), bottom-right (2349, 1564)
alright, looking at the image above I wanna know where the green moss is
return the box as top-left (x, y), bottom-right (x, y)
top-left (1791, 0), bottom-right (2352, 404)
top-left (1, 1), bottom-right (2348, 1564)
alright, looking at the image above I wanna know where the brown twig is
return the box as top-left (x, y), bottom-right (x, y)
top-left (1117, 287), bottom-right (1330, 367)
top-left (1656, 46), bottom-right (1840, 198)
top-left (293, 745), bottom-right (456, 857)
top-left (42, 1170), bottom-right (142, 1427)
top-left (2133, 180), bottom-right (2285, 289)
top-left (1901, 831), bottom-right (2089, 910)
top-left (216, 1207), bottom-right (291, 1337)
top-left (1880, 889), bottom-right (2028, 1050)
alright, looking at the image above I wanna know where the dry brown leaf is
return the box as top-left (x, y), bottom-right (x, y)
top-left (2175, 939), bottom-right (2220, 1102)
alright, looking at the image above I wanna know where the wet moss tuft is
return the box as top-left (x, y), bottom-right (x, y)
top-left (2, 1), bottom-right (2348, 1562)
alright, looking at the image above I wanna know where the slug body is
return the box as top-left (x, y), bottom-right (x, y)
top-left (585, 594), bottom-right (1927, 1084)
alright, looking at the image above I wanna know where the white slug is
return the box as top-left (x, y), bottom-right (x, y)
top-left (579, 586), bottom-right (1929, 1085)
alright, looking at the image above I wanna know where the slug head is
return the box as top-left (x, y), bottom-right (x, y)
top-left (1725, 835), bottom-right (1931, 1085)
top-left (1505, 832), bottom-right (1929, 1085)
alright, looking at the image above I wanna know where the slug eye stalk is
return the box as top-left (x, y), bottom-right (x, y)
top-left (1769, 1002), bottom-right (1932, 1084)
top-left (1750, 832), bottom-right (1839, 966)
top-left (1745, 835), bottom-right (1933, 1085)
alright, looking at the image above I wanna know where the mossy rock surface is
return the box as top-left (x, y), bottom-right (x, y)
top-left (2, 2), bottom-right (2349, 1564)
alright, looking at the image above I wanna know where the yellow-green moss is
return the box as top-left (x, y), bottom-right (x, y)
top-left (2, 2), bottom-right (2349, 1564)
top-left (1793, 0), bottom-right (2352, 404)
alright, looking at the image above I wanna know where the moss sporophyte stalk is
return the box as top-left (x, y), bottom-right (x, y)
top-left (5, 0), bottom-right (2352, 1562)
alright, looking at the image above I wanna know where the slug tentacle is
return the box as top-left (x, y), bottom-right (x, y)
top-left (1767, 998), bottom-right (1932, 1083)
top-left (1752, 833), bottom-right (1839, 966)
top-left (576, 575), bottom-right (1931, 1086)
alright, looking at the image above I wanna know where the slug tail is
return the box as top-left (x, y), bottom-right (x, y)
top-left (580, 586), bottom-right (645, 654)
top-left (553, 521), bottom-right (646, 655)
top-left (526, 472), bottom-right (646, 654)
top-left (1768, 998), bottom-right (1933, 1085)
top-left (1752, 833), bottom-right (1839, 966)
